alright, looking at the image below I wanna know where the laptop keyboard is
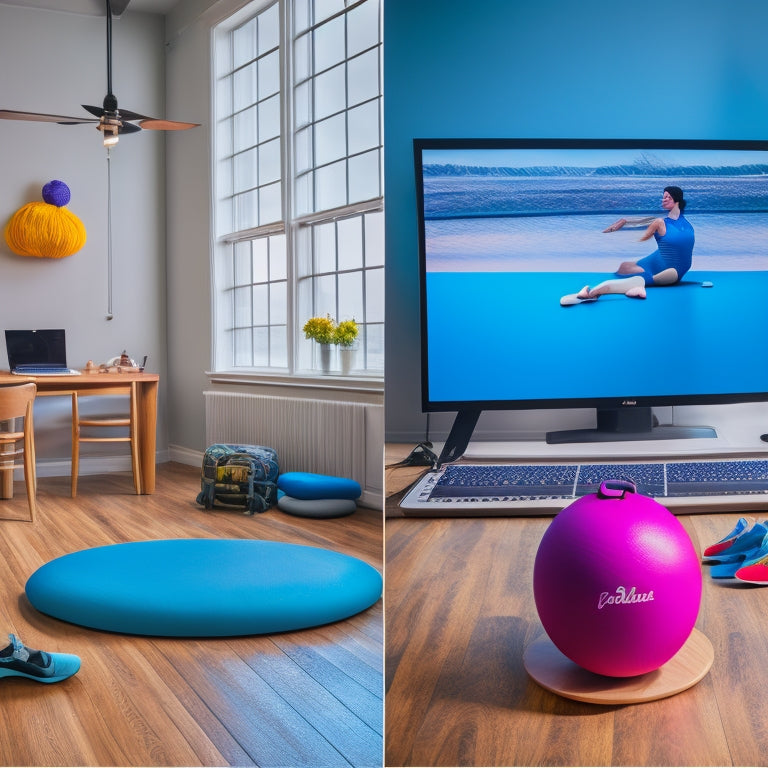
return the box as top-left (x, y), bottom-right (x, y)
top-left (404, 459), bottom-right (768, 508)
top-left (12, 367), bottom-right (81, 376)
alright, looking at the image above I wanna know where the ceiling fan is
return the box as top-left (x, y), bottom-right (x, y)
top-left (0, 0), bottom-right (198, 147)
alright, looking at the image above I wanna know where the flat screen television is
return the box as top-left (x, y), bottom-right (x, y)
top-left (413, 138), bottom-right (768, 463)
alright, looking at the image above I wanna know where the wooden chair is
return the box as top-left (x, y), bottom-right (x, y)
top-left (71, 381), bottom-right (141, 497)
top-left (0, 382), bottom-right (37, 522)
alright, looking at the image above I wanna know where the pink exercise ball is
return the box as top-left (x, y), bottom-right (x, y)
top-left (533, 479), bottom-right (702, 677)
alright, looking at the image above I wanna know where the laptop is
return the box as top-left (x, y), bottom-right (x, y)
top-left (5, 329), bottom-right (81, 376)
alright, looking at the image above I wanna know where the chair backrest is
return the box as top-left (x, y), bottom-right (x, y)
top-left (0, 382), bottom-right (36, 422)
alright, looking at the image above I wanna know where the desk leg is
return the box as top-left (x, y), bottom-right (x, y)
top-left (136, 379), bottom-right (158, 494)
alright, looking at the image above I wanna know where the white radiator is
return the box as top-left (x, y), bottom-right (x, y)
top-left (203, 391), bottom-right (373, 489)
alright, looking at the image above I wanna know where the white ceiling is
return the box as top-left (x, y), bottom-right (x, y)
top-left (0, 0), bottom-right (178, 15)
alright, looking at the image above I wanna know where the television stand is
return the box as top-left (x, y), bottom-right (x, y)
top-left (546, 407), bottom-right (717, 444)
top-left (435, 406), bottom-right (717, 467)
top-left (434, 408), bottom-right (481, 468)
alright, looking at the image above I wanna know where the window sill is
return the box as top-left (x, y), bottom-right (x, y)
top-left (206, 370), bottom-right (384, 395)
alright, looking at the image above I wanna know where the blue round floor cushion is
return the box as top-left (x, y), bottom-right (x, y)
top-left (25, 539), bottom-right (382, 637)
top-left (278, 472), bottom-right (361, 501)
top-left (278, 495), bottom-right (357, 518)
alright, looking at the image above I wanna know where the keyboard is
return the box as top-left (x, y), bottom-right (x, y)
top-left (12, 367), bottom-right (81, 376)
top-left (399, 459), bottom-right (768, 514)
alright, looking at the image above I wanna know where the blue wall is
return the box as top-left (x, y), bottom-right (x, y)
top-left (384, 0), bottom-right (768, 441)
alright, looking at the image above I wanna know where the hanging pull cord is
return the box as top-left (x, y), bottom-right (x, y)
top-left (106, 147), bottom-right (114, 320)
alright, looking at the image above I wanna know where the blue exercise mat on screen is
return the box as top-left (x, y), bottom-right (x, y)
top-left (25, 539), bottom-right (381, 637)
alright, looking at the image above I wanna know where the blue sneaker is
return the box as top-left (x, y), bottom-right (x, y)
top-left (0, 634), bottom-right (80, 683)
top-left (704, 522), bottom-right (768, 565)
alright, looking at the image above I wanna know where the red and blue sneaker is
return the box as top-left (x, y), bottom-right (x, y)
top-left (703, 517), bottom-right (753, 560)
top-left (735, 553), bottom-right (768, 585)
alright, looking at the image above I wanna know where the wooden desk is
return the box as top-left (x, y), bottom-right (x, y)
top-left (385, 445), bottom-right (768, 766)
top-left (0, 371), bottom-right (159, 497)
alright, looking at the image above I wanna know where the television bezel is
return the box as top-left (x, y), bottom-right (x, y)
top-left (414, 136), bottom-right (768, 421)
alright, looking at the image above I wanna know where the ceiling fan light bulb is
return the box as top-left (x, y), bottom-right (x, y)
top-left (103, 133), bottom-right (119, 147)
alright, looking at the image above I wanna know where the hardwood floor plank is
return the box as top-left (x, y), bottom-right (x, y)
top-left (385, 510), bottom-right (768, 767)
top-left (239, 641), bottom-right (381, 765)
top-left (386, 520), bottom-right (500, 764)
top-left (688, 514), bottom-right (768, 767)
top-left (272, 634), bottom-right (383, 731)
top-left (611, 677), bottom-right (729, 766)
top-left (0, 677), bottom-right (129, 767)
top-left (161, 637), bottom-right (356, 766)
top-left (141, 639), bottom-right (253, 766)
top-left (282, 623), bottom-right (383, 690)
top-left (0, 463), bottom-right (382, 767)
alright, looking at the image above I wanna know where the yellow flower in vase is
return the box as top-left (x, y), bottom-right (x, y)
top-left (302, 315), bottom-right (335, 345)
top-left (333, 319), bottom-right (359, 347)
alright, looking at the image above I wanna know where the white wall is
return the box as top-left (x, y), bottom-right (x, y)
top-left (0, 4), bottom-right (169, 466)
top-left (0, 1), bottom-right (383, 504)
top-left (163, 0), bottom-right (216, 458)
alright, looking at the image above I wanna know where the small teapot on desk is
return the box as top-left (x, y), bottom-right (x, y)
top-left (107, 351), bottom-right (137, 368)
top-left (85, 351), bottom-right (147, 374)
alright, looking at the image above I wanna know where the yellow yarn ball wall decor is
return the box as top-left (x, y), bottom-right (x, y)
top-left (4, 180), bottom-right (87, 259)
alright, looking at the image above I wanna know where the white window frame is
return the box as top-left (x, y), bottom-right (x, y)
top-left (211, 0), bottom-right (383, 384)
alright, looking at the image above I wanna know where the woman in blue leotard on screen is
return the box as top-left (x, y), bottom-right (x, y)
top-left (560, 186), bottom-right (694, 305)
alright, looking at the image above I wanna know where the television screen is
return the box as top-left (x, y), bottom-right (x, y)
top-left (414, 138), bottom-right (768, 447)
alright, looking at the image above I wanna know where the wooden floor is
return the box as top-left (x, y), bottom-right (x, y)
top-left (385, 511), bottom-right (768, 767)
top-left (0, 463), bottom-right (382, 768)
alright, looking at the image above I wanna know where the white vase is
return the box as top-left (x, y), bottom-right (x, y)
top-left (318, 343), bottom-right (332, 373)
top-left (339, 344), bottom-right (357, 375)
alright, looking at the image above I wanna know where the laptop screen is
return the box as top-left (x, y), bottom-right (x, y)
top-left (5, 329), bottom-right (68, 370)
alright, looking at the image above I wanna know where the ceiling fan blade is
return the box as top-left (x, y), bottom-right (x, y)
top-left (0, 109), bottom-right (97, 125)
top-left (83, 104), bottom-right (150, 122)
top-left (115, 107), bottom-right (152, 122)
top-left (82, 104), bottom-right (105, 118)
top-left (2, 0), bottom-right (197, 145)
top-left (138, 118), bottom-right (201, 131)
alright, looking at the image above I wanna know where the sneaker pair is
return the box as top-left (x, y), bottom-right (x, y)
top-left (0, 634), bottom-right (80, 683)
top-left (704, 520), bottom-right (768, 584)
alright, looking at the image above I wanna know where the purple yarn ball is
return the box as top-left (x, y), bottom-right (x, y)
top-left (42, 180), bottom-right (71, 207)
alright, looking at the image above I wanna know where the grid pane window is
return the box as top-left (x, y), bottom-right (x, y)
top-left (314, 65), bottom-right (346, 122)
top-left (293, 0), bottom-right (383, 218)
top-left (337, 216), bottom-right (362, 271)
top-left (214, 0), bottom-right (382, 376)
top-left (314, 15), bottom-right (345, 72)
top-left (347, 0), bottom-right (379, 55)
top-left (259, 95), bottom-right (280, 142)
top-left (348, 49), bottom-right (379, 106)
top-left (258, 3), bottom-right (280, 49)
top-left (348, 149), bottom-right (380, 201)
top-left (232, 62), bottom-right (258, 112)
top-left (258, 50), bottom-right (280, 95)
top-left (348, 101), bottom-right (379, 155)
top-left (225, 1), bottom-right (283, 231)
top-left (296, 210), bottom-right (384, 373)
top-left (223, 233), bottom-right (288, 369)
top-left (233, 105), bottom-right (256, 154)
